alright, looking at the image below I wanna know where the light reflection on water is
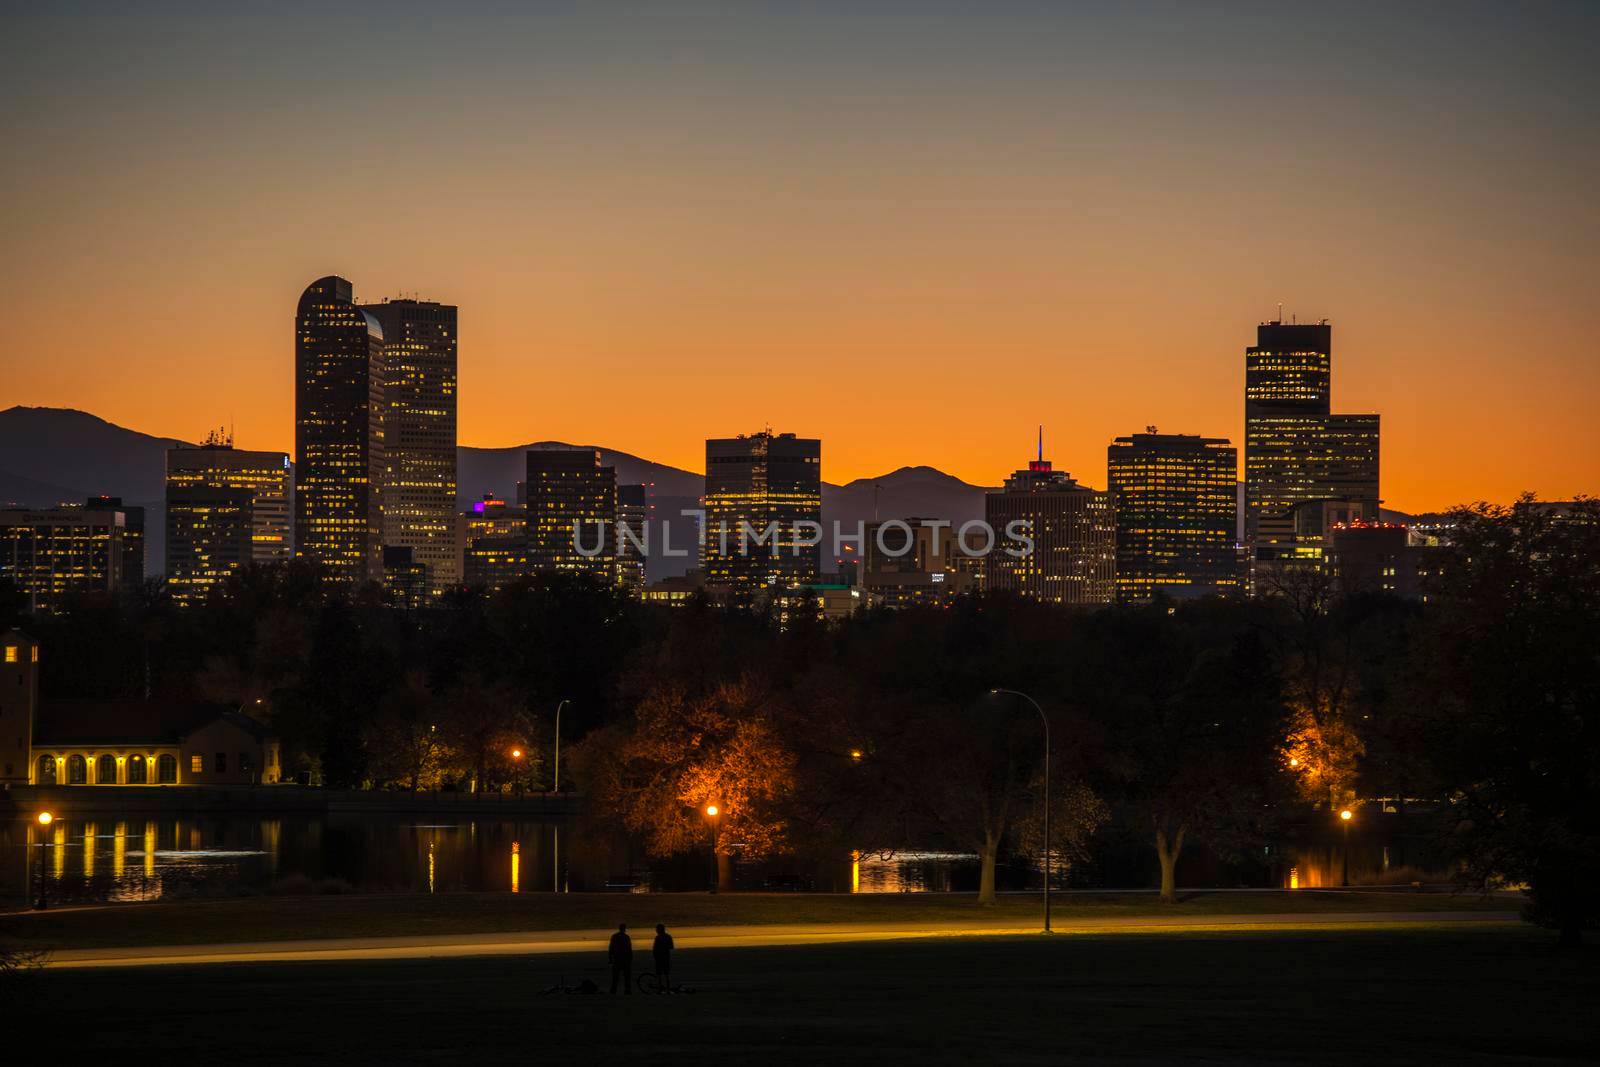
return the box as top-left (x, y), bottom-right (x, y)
top-left (853, 850), bottom-right (979, 894)
top-left (2, 814), bottom-right (990, 903)
top-left (0, 815), bottom-right (582, 905)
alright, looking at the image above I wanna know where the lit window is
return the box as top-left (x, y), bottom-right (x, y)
top-left (3, 646), bottom-right (15, 663)
top-left (191, 754), bottom-right (204, 774)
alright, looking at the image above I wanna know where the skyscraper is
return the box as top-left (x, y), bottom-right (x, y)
top-left (1107, 430), bottom-right (1238, 601)
top-left (460, 494), bottom-right (529, 592)
top-left (0, 504), bottom-right (130, 612)
top-left (1243, 319), bottom-right (1379, 546)
top-left (1322, 413), bottom-right (1380, 509)
top-left (165, 434), bottom-right (291, 603)
top-left (85, 495), bottom-right (145, 587)
top-left (361, 298), bottom-right (459, 599)
top-left (295, 276), bottom-right (385, 583)
top-left (525, 448), bottom-right (617, 580)
top-left (616, 483), bottom-right (648, 589)
top-left (984, 452), bottom-right (1115, 606)
top-left (702, 431), bottom-right (822, 598)
top-left (164, 488), bottom-right (254, 605)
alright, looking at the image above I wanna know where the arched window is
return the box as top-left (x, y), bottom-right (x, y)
top-left (37, 754), bottom-right (57, 784)
top-left (156, 754), bottom-right (177, 784)
top-left (127, 754), bottom-right (147, 784)
top-left (67, 754), bottom-right (87, 785)
top-left (98, 754), bottom-right (117, 784)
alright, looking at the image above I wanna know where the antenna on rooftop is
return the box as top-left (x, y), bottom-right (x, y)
top-left (1277, 302), bottom-right (1283, 324)
top-left (1037, 424), bottom-right (1043, 464)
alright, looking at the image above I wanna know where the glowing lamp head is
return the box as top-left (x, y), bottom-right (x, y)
top-left (37, 811), bottom-right (53, 826)
top-left (1339, 809), bottom-right (1353, 822)
top-left (1288, 757), bottom-right (1300, 768)
top-left (849, 749), bottom-right (863, 761)
top-left (705, 805), bottom-right (718, 817)
top-left (510, 748), bottom-right (523, 759)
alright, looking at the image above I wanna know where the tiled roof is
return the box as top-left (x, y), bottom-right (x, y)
top-left (33, 701), bottom-right (273, 746)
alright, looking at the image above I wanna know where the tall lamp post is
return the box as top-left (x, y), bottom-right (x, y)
top-left (706, 804), bottom-right (721, 894)
top-left (552, 699), bottom-right (568, 893)
top-left (1339, 808), bottom-right (1353, 887)
top-left (552, 699), bottom-right (568, 792)
top-left (991, 689), bottom-right (1052, 934)
top-left (33, 811), bottom-right (55, 910)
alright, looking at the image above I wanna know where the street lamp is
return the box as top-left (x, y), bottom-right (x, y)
top-left (706, 804), bottom-right (721, 895)
top-left (551, 698), bottom-right (569, 894)
top-left (34, 811), bottom-right (55, 910)
top-left (1339, 808), bottom-right (1353, 887)
top-left (508, 748), bottom-right (525, 797)
top-left (991, 689), bottom-right (1052, 934)
top-left (551, 700), bottom-right (569, 791)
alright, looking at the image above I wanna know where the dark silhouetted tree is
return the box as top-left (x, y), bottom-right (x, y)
top-left (1404, 497), bottom-right (1600, 945)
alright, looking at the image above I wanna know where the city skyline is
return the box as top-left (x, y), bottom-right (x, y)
top-left (4, 5), bottom-right (1596, 511)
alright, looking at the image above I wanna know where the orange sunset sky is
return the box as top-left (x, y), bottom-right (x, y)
top-left (2, 4), bottom-right (1595, 511)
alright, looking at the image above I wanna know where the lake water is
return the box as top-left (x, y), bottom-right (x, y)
top-left (0, 814), bottom-right (994, 904)
top-left (2, 813), bottom-right (1421, 905)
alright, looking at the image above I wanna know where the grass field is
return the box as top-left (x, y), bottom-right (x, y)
top-left (4, 887), bottom-right (1512, 951)
top-left (13, 925), bottom-right (1597, 1064)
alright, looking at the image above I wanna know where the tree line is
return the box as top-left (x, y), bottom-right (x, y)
top-left (4, 497), bottom-right (1595, 943)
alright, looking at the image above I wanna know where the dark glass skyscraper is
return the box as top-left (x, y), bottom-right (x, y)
top-left (165, 487), bottom-right (254, 605)
top-left (616, 483), bottom-right (648, 589)
top-left (1107, 430), bottom-right (1238, 601)
top-left (702, 431), bottom-right (822, 598)
top-left (1243, 320), bottom-right (1379, 544)
top-left (85, 495), bottom-right (145, 587)
top-left (526, 448), bottom-right (617, 580)
top-left (361, 298), bottom-right (458, 600)
top-left (295, 276), bottom-right (385, 583)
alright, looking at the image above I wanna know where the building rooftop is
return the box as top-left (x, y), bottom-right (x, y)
top-left (33, 701), bottom-right (273, 747)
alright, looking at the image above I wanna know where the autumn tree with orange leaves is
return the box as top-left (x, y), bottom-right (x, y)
top-left (581, 676), bottom-right (796, 891)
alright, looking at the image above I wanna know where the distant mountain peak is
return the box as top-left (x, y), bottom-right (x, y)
top-left (832, 465), bottom-right (989, 492)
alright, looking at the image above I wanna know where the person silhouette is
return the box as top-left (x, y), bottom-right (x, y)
top-left (652, 923), bottom-right (675, 992)
top-left (608, 922), bottom-right (633, 994)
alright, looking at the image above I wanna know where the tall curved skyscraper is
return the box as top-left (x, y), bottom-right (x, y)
top-left (294, 276), bottom-right (385, 583)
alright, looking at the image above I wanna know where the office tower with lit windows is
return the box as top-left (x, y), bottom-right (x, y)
top-left (526, 448), bottom-right (617, 580)
top-left (702, 431), bottom-right (823, 598)
top-left (0, 504), bottom-right (130, 612)
top-left (616, 483), bottom-right (648, 589)
top-left (295, 275), bottom-right (385, 583)
top-left (1243, 320), bottom-right (1380, 544)
top-left (360, 298), bottom-right (458, 599)
top-left (164, 435), bottom-right (291, 603)
top-left (85, 495), bottom-right (145, 587)
top-left (166, 433), bottom-right (292, 562)
top-left (165, 488), bottom-right (254, 605)
top-left (984, 453), bottom-right (1115, 606)
top-left (861, 518), bottom-right (983, 606)
top-left (1107, 430), bottom-right (1238, 601)
top-left (1321, 413), bottom-right (1380, 509)
top-left (460, 494), bottom-right (530, 592)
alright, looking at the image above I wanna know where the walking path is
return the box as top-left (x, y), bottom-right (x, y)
top-left (45, 910), bottom-right (1519, 970)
